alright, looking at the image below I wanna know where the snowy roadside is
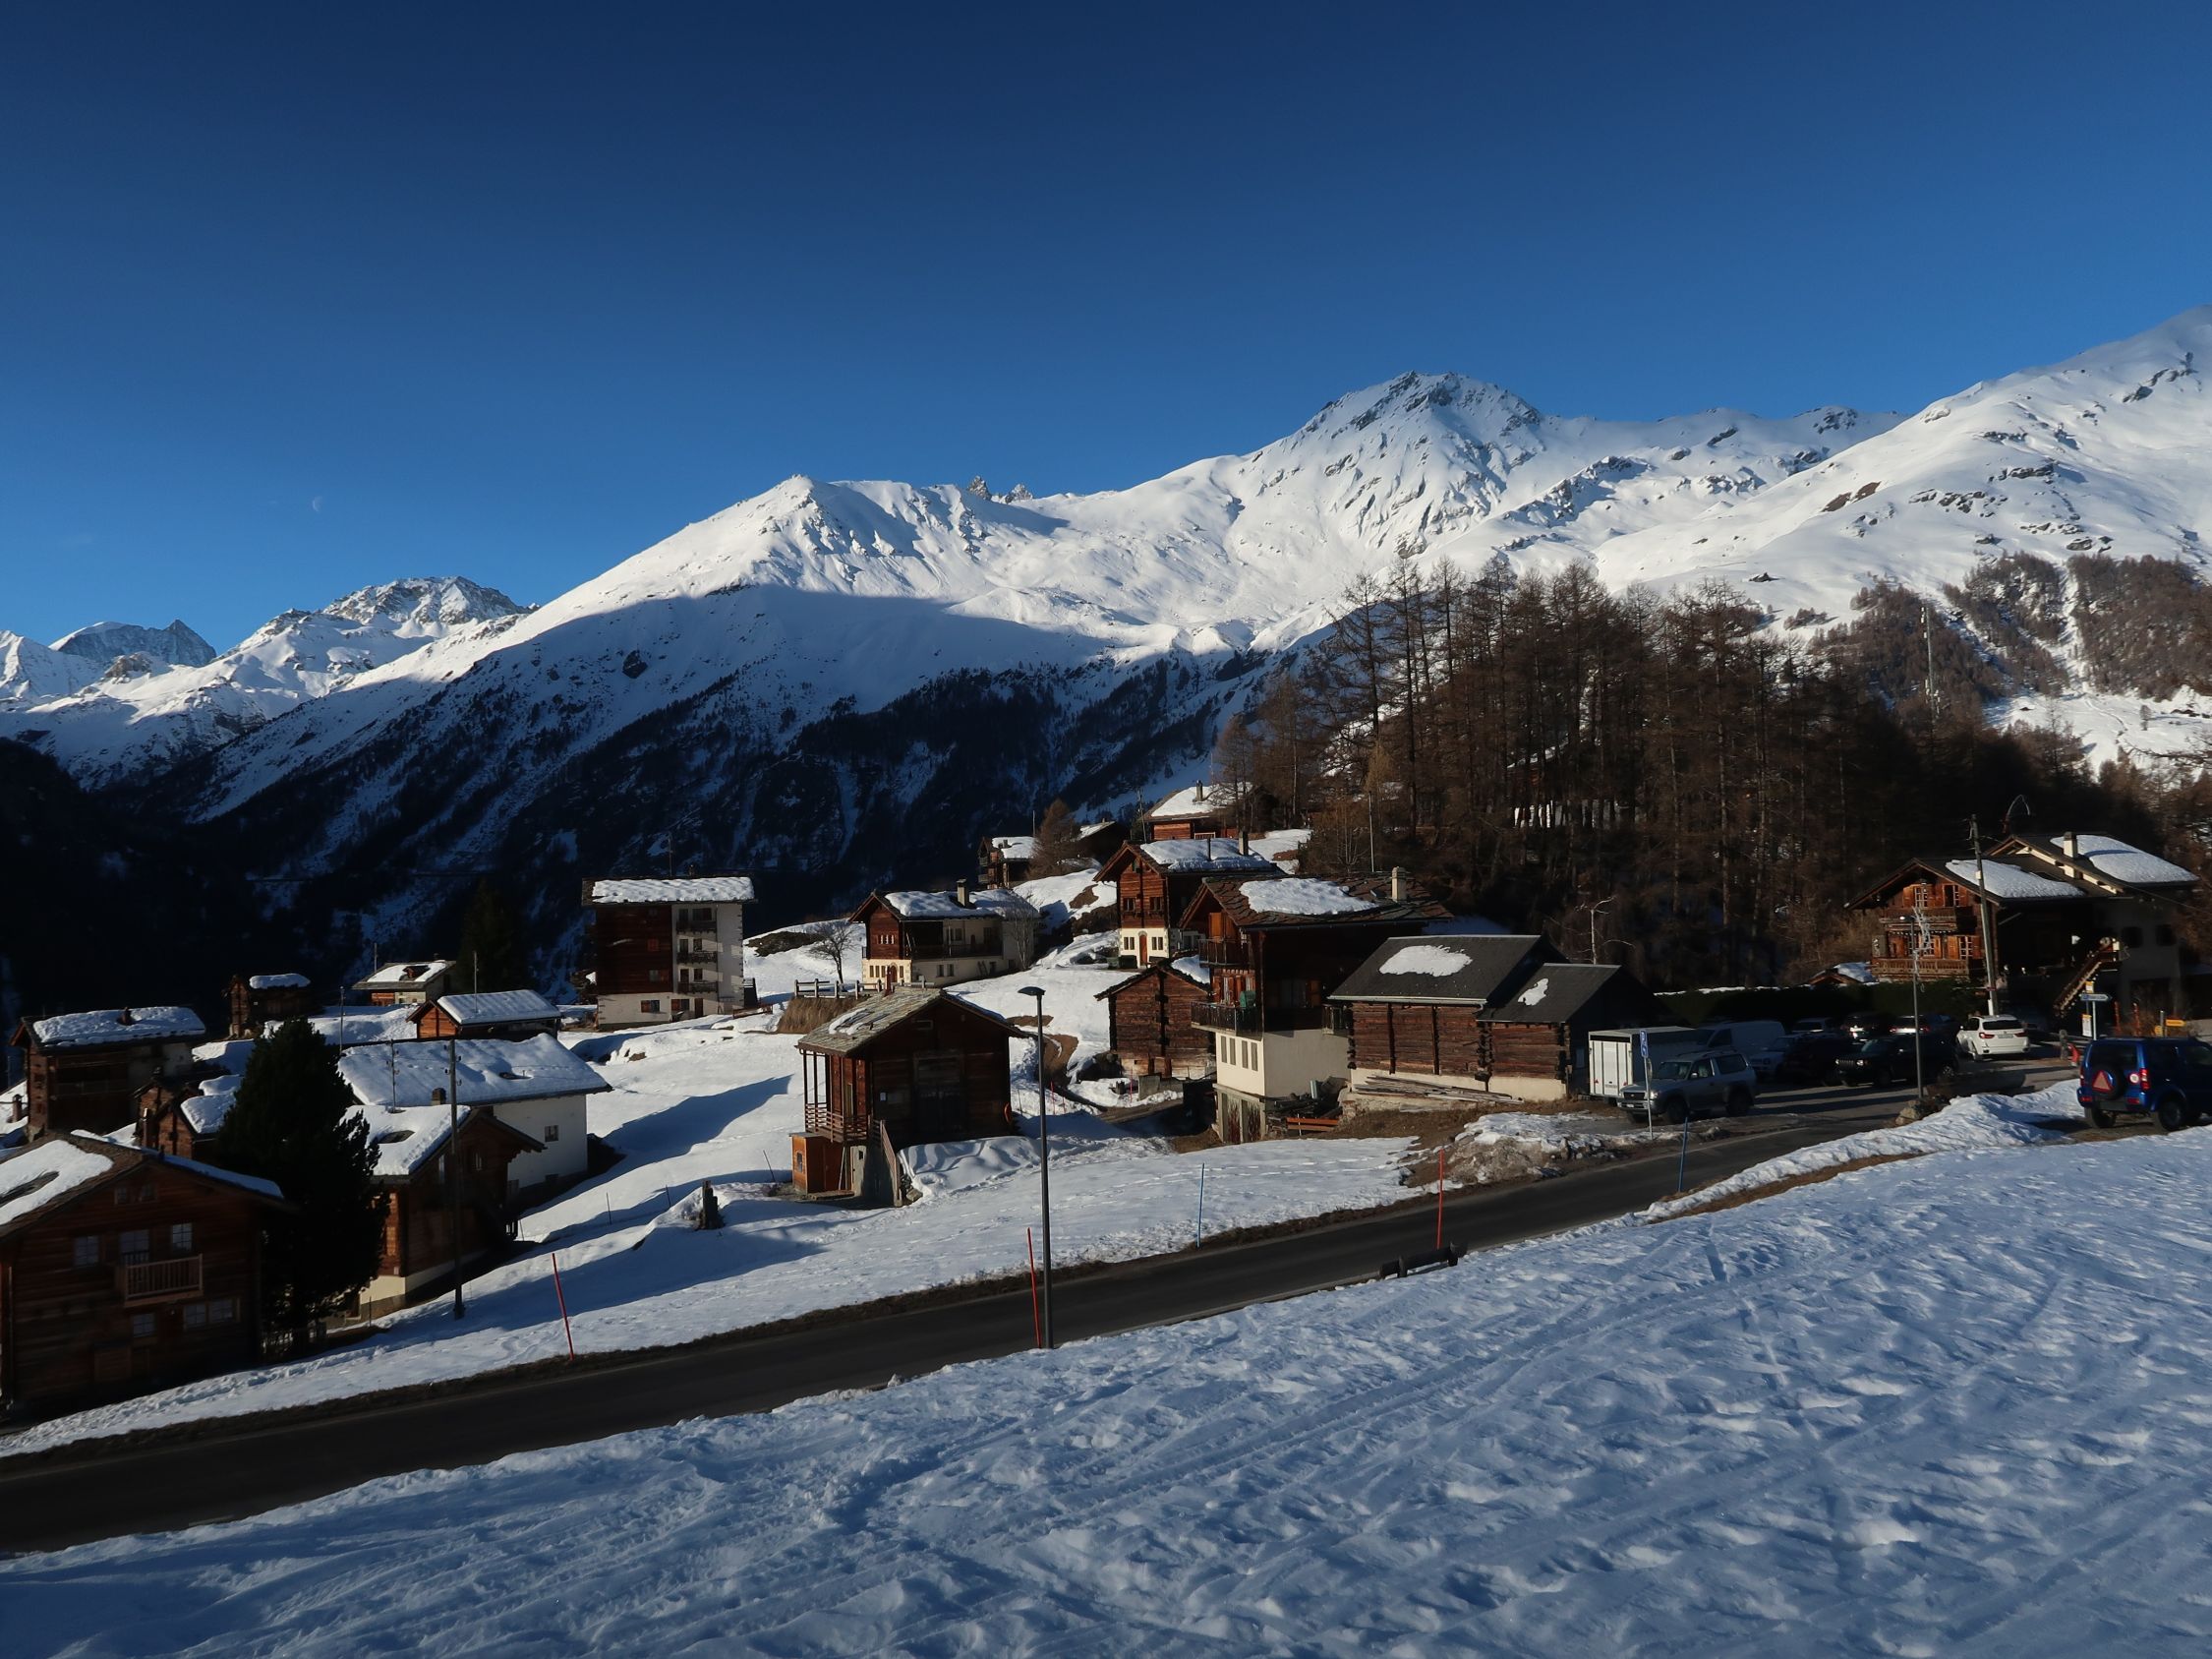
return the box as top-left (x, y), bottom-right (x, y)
top-left (1644, 1080), bottom-right (2083, 1220)
top-left (13, 1126), bottom-right (2212, 1653)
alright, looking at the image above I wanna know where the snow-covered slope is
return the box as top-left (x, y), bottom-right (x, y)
top-left (0, 578), bottom-right (526, 786)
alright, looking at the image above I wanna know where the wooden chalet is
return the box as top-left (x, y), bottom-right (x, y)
top-left (1847, 831), bottom-right (2198, 1022)
top-left (1181, 869), bottom-right (1453, 1139)
top-left (351, 960), bottom-right (454, 1007)
top-left (409, 989), bottom-right (564, 1042)
top-left (0, 1136), bottom-right (288, 1412)
top-left (10, 1006), bottom-right (207, 1144)
top-left (347, 1098), bottom-right (539, 1316)
top-left (1144, 781), bottom-right (1250, 841)
top-left (1330, 934), bottom-right (1668, 1102)
top-left (792, 986), bottom-right (1019, 1194)
top-left (136, 1067), bottom-right (238, 1163)
top-left (852, 882), bottom-right (1041, 989)
top-left (980, 834), bottom-right (1039, 888)
top-left (1097, 836), bottom-right (1279, 969)
top-left (226, 973), bottom-right (317, 1038)
top-left (338, 1035), bottom-right (606, 1203)
top-left (1097, 961), bottom-right (1214, 1079)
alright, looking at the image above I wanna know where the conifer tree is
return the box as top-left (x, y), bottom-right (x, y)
top-left (215, 1020), bottom-right (386, 1331)
top-left (455, 879), bottom-right (526, 992)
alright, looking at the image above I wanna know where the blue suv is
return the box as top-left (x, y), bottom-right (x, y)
top-left (2078, 1037), bottom-right (2212, 1132)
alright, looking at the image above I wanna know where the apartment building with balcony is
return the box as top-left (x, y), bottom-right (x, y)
top-left (852, 882), bottom-right (1041, 988)
top-left (584, 875), bottom-right (756, 1027)
top-left (0, 1136), bottom-right (287, 1412)
top-left (1180, 869), bottom-right (1452, 1140)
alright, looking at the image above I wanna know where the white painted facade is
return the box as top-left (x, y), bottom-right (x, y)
top-left (492, 1090), bottom-right (591, 1195)
top-left (1207, 1026), bottom-right (1350, 1102)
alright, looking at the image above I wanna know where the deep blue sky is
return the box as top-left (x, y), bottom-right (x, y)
top-left (5, 1), bottom-right (2207, 647)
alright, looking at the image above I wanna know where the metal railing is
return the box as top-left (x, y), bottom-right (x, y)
top-left (118, 1255), bottom-right (202, 1304)
top-left (1193, 1001), bottom-right (1328, 1034)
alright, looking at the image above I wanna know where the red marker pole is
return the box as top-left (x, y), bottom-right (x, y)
top-left (1025, 1226), bottom-right (1042, 1349)
top-left (1435, 1146), bottom-right (1445, 1250)
top-left (550, 1251), bottom-right (576, 1360)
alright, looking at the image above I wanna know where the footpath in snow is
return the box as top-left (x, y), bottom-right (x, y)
top-left (10, 1119), bottom-right (2211, 1653)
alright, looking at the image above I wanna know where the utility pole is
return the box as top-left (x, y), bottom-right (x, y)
top-left (448, 1031), bottom-right (466, 1320)
top-left (1909, 884), bottom-right (1930, 1109)
top-left (1969, 815), bottom-right (2000, 1017)
top-left (1020, 984), bottom-right (1053, 1348)
top-left (1922, 602), bottom-right (1939, 718)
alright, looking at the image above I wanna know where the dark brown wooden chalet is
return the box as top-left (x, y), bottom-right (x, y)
top-left (792, 987), bottom-right (1019, 1194)
top-left (136, 1068), bottom-right (235, 1162)
top-left (980, 834), bottom-right (1038, 889)
top-left (10, 1007), bottom-right (207, 1144)
top-left (0, 1136), bottom-right (288, 1412)
top-left (1847, 831), bottom-right (2198, 1020)
top-left (1330, 934), bottom-right (1668, 1101)
top-left (361, 1105), bottom-right (540, 1315)
top-left (850, 884), bottom-right (1042, 989)
top-left (351, 960), bottom-right (454, 1007)
top-left (1181, 870), bottom-right (1452, 1138)
top-left (409, 990), bottom-right (564, 1043)
top-left (1098, 962), bottom-right (1213, 1079)
top-left (227, 973), bottom-right (318, 1038)
top-left (1097, 837), bottom-right (1279, 968)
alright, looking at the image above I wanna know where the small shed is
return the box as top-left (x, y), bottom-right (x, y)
top-left (0, 1136), bottom-right (288, 1411)
top-left (227, 974), bottom-right (318, 1038)
top-left (1097, 961), bottom-right (1213, 1078)
top-left (1331, 934), bottom-right (1667, 1101)
top-left (793, 987), bottom-right (1019, 1193)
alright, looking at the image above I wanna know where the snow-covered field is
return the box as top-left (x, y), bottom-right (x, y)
top-left (13, 1117), bottom-right (2212, 1653)
top-left (0, 935), bottom-right (1415, 1459)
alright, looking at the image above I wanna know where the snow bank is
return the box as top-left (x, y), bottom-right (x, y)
top-left (1646, 1081), bottom-right (2082, 1220)
top-left (16, 1132), bottom-right (2212, 1652)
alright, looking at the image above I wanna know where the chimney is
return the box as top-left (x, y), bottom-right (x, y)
top-left (2061, 831), bottom-right (2080, 861)
top-left (431, 1087), bottom-right (446, 1105)
top-left (1390, 865), bottom-right (1407, 902)
top-left (956, 877), bottom-right (972, 908)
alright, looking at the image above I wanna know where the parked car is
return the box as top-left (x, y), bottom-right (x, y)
top-left (1845, 1011), bottom-right (1896, 1042)
top-left (1771, 1031), bottom-right (1853, 1086)
top-left (1957, 1016), bottom-right (2030, 1060)
top-left (1618, 1048), bottom-right (1756, 1122)
top-left (1791, 1017), bottom-right (1844, 1036)
top-left (2077, 1037), bottom-right (2212, 1131)
top-left (1834, 1034), bottom-right (1952, 1089)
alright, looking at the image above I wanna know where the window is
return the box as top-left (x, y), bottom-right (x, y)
top-left (119, 1228), bottom-right (150, 1265)
top-left (169, 1221), bottom-right (194, 1253)
top-left (544, 1122), bottom-right (559, 1142)
top-left (73, 1235), bottom-right (99, 1269)
top-left (183, 1302), bottom-right (206, 1330)
top-left (641, 1000), bottom-right (661, 1014)
top-left (130, 1312), bottom-right (157, 1340)
top-left (1244, 1040), bottom-right (1257, 1070)
top-left (2158, 924), bottom-right (2177, 946)
top-left (2122, 926), bottom-right (2144, 948)
top-left (209, 1297), bottom-right (237, 1325)
top-left (648, 968), bottom-right (666, 984)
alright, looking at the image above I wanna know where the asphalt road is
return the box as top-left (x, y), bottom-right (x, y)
top-left (0, 1059), bottom-right (2074, 1554)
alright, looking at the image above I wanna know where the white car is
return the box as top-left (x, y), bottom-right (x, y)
top-left (1958, 1016), bottom-right (2030, 1059)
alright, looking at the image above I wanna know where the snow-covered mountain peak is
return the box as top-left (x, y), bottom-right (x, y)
top-left (323, 576), bottom-right (527, 632)
top-left (49, 619), bottom-right (216, 670)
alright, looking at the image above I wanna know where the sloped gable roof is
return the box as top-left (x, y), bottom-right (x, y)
top-left (1329, 935), bottom-right (1553, 1004)
top-left (797, 986), bottom-right (1021, 1056)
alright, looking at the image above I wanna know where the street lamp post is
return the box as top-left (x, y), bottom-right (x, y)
top-left (448, 1031), bottom-right (466, 1320)
top-left (1019, 984), bottom-right (1053, 1349)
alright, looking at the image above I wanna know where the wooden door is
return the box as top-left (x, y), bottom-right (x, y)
top-left (911, 1052), bottom-right (965, 1144)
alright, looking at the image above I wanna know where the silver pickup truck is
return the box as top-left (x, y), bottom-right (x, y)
top-left (1618, 1047), bottom-right (1757, 1122)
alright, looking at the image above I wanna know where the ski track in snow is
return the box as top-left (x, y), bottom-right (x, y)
top-left (10, 1132), bottom-right (2212, 1654)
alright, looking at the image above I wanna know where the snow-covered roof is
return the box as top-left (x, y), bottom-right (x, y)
top-left (0, 1135), bottom-right (282, 1236)
top-left (338, 1035), bottom-right (610, 1111)
top-left (356, 1100), bottom-right (542, 1180)
top-left (1149, 782), bottom-right (1246, 820)
top-left (1489, 963), bottom-right (1629, 1024)
top-left (180, 1071), bottom-right (244, 1136)
top-left (1245, 828), bottom-right (1311, 866)
top-left (430, 990), bottom-right (562, 1028)
top-left (352, 960), bottom-right (452, 990)
top-left (1236, 878), bottom-right (1379, 918)
top-left (2047, 834), bottom-right (2196, 890)
top-left (589, 876), bottom-right (755, 905)
top-left (25, 1006), bottom-right (205, 1050)
top-left (799, 985), bottom-right (1019, 1055)
top-left (878, 887), bottom-right (1040, 920)
top-left (246, 973), bottom-right (311, 991)
top-left (1815, 961), bottom-right (1878, 985)
top-left (1133, 838), bottom-right (1278, 874)
top-left (988, 835), bottom-right (1040, 860)
top-left (1943, 859), bottom-right (2083, 904)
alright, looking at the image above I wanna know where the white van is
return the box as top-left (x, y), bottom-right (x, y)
top-left (1586, 1027), bottom-right (1704, 1099)
top-left (1700, 1020), bottom-right (1789, 1078)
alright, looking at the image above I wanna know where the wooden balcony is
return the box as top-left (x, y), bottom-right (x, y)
top-left (1193, 1001), bottom-right (1328, 1034)
top-left (1879, 906), bottom-right (1978, 934)
top-left (117, 1255), bottom-right (202, 1305)
top-left (1867, 957), bottom-right (1975, 983)
top-left (1195, 939), bottom-right (1253, 969)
